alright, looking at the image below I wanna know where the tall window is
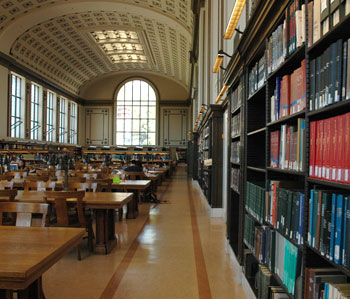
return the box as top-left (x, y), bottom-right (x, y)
top-left (46, 90), bottom-right (56, 142)
top-left (30, 83), bottom-right (42, 140)
top-left (116, 79), bottom-right (157, 145)
top-left (59, 97), bottom-right (68, 143)
top-left (69, 102), bottom-right (77, 144)
top-left (10, 73), bottom-right (25, 138)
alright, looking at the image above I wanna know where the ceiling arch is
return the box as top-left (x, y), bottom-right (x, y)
top-left (0, 0), bottom-right (193, 97)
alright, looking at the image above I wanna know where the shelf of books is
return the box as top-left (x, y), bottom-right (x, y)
top-left (223, 0), bottom-right (350, 298)
top-left (196, 105), bottom-right (223, 209)
top-left (228, 79), bottom-right (244, 261)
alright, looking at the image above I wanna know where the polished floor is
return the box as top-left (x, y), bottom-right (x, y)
top-left (43, 165), bottom-right (248, 299)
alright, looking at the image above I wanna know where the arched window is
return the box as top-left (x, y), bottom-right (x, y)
top-left (116, 79), bottom-right (157, 145)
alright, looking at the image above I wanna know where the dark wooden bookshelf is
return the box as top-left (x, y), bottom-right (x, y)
top-left (267, 110), bottom-right (306, 127)
top-left (221, 0), bottom-right (350, 297)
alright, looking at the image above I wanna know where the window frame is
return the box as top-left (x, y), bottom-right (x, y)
top-left (59, 97), bottom-right (68, 143)
top-left (46, 90), bottom-right (57, 142)
top-left (69, 101), bottom-right (78, 144)
top-left (115, 78), bottom-right (158, 146)
top-left (30, 82), bottom-right (43, 140)
top-left (9, 73), bottom-right (26, 139)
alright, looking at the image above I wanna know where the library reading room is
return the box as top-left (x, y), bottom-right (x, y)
top-left (0, 0), bottom-right (350, 298)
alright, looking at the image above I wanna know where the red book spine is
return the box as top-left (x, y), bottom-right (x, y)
top-left (276, 130), bottom-right (281, 168)
top-left (324, 118), bottom-right (331, 180)
top-left (344, 113), bottom-right (350, 183)
top-left (286, 125), bottom-right (291, 169)
top-left (330, 116), bottom-right (337, 181)
top-left (315, 120), bottom-right (324, 178)
top-left (309, 121), bottom-right (316, 177)
top-left (336, 115), bottom-right (345, 182)
top-left (290, 71), bottom-right (296, 115)
top-left (270, 131), bottom-right (274, 167)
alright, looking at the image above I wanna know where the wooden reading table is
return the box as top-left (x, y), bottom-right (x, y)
top-left (15, 191), bottom-right (133, 254)
top-left (0, 226), bottom-right (84, 298)
top-left (111, 180), bottom-right (151, 218)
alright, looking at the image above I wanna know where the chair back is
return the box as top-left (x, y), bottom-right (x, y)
top-left (0, 181), bottom-right (14, 190)
top-left (24, 181), bottom-right (55, 191)
top-left (25, 175), bottom-right (49, 182)
top-left (67, 182), bottom-right (99, 192)
top-left (0, 202), bottom-right (49, 227)
top-left (0, 189), bottom-right (17, 201)
top-left (87, 178), bottom-right (112, 192)
top-left (124, 171), bottom-right (145, 180)
top-left (0, 175), bottom-right (14, 181)
top-left (43, 190), bottom-right (86, 226)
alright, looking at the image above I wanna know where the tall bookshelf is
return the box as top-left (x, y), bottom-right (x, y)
top-left (222, 0), bottom-right (350, 297)
top-left (196, 105), bottom-right (223, 208)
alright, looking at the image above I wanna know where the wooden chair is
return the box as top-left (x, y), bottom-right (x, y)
top-left (0, 175), bottom-right (14, 181)
top-left (43, 191), bottom-right (94, 260)
top-left (0, 181), bottom-right (14, 190)
top-left (24, 181), bottom-right (55, 191)
top-left (87, 178), bottom-right (112, 192)
top-left (25, 175), bottom-right (49, 182)
top-left (124, 171), bottom-right (145, 180)
top-left (8, 171), bottom-right (28, 178)
top-left (0, 189), bottom-right (17, 201)
top-left (67, 182), bottom-right (100, 192)
top-left (0, 202), bottom-right (49, 227)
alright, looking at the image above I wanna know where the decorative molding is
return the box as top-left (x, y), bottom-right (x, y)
top-left (85, 107), bottom-right (110, 145)
top-left (161, 107), bottom-right (188, 146)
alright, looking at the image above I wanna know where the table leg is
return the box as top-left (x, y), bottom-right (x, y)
top-left (126, 191), bottom-right (138, 219)
top-left (94, 209), bottom-right (117, 254)
top-left (17, 276), bottom-right (45, 299)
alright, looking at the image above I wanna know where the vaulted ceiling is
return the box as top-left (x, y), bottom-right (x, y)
top-left (0, 0), bottom-right (193, 96)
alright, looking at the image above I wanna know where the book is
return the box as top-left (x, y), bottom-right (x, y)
top-left (313, 0), bottom-right (321, 43)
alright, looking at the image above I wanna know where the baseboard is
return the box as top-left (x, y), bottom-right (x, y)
top-left (226, 240), bottom-right (256, 299)
top-left (241, 273), bottom-right (257, 299)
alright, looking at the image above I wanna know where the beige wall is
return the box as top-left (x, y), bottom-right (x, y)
top-left (80, 72), bottom-right (188, 102)
top-left (0, 65), bottom-right (8, 138)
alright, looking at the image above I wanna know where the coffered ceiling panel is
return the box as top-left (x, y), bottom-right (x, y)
top-left (0, 1), bottom-right (192, 96)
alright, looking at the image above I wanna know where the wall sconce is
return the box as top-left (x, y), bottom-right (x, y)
top-left (224, 0), bottom-right (247, 39)
top-left (215, 85), bottom-right (229, 104)
top-left (212, 50), bottom-right (232, 73)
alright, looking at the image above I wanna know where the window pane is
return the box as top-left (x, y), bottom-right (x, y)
top-left (149, 88), bottom-right (156, 102)
top-left (117, 86), bottom-right (125, 102)
top-left (140, 119), bottom-right (148, 132)
top-left (132, 119), bottom-right (139, 132)
top-left (140, 133), bottom-right (148, 145)
top-left (141, 106), bottom-right (148, 117)
top-left (133, 106), bottom-right (140, 118)
top-left (124, 133), bottom-right (131, 145)
top-left (125, 119), bottom-right (132, 132)
top-left (148, 120), bottom-right (156, 132)
top-left (124, 106), bottom-right (132, 118)
top-left (149, 106), bottom-right (156, 119)
top-left (125, 82), bottom-right (132, 101)
top-left (148, 133), bottom-right (156, 145)
top-left (116, 119), bottom-right (124, 132)
top-left (133, 80), bottom-right (141, 101)
top-left (140, 81), bottom-right (149, 101)
top-left (116, 106), bottom-right (126, 118)
top-left (117, 133), bottom-right (124, 144)
top-left (132, 133), bottom-right (139, 145)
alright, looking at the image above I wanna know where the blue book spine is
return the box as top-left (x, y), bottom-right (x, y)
top-left (325, 283), bottom-right (329, 299)
top-left (342, 196), bottom-right (348, 266)
top-left (309, 190), bottom-right (314, 245)
top-left (334, 194), bottom-right (344, 264)
top-left (300, 119), bottom-right (305, 171)
top-left (298, 193), bottom-right (304, 245)
top-left (330, 193), bottom-right (337, 261)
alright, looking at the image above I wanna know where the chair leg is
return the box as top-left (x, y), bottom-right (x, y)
top-left (76, 245), bottom-right (81, 261)
top-left (88, 226), bottom-right (94, 252)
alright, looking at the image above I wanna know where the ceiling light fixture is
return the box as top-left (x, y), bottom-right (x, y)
top-left (224, 0), bottom-right (247, 39)
top-left (212, 50), bottom-right (232, 73)
top-left (215, 85), bottom-right (229, 104)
